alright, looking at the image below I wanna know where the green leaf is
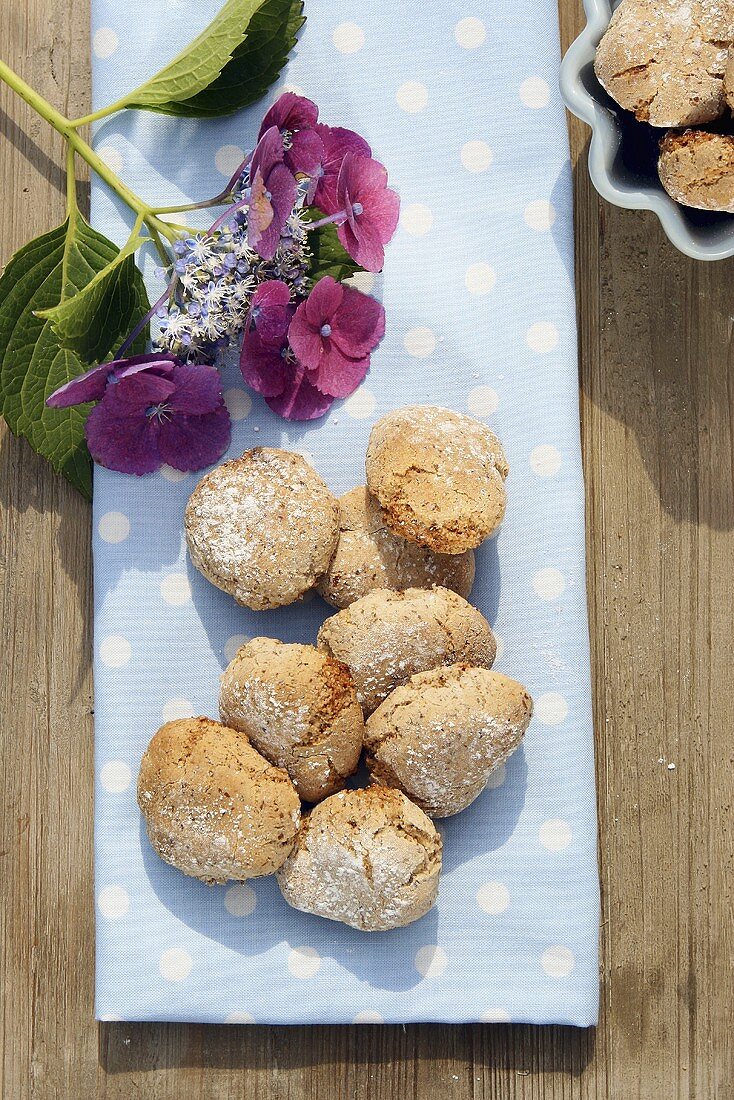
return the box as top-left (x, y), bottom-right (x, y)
top-left (39, 232), bottom-right (150, 363)
top-left (0, 214), bottom-right (151, 499)
top-left (118, 0), bottom-right (272, 113)
top-left (154, 0), bottom-right (305, 118)
top-left (307, 221), bottom-right (364, 283)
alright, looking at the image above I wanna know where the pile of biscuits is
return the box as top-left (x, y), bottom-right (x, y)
top-left (595, 0), bottom-right (734, 212)
top-left (138, 405), bottom-right (533, 932)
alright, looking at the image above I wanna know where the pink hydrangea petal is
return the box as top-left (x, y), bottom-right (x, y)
top-left (251, 125), bottom-right (285, 177)
top-left (286, 127), bottom-right (324, 176)
top-left (337, 217), bottom-right (385, 272)
top-left (252, 280), bottom-right (291, 310)
top-left (259, 92), bottom-right (318, 138)
top-left (265, 363), bottom-right (333, 420)
top-left (45, 353), bottom-right (176, 409)
top-left (46, 361), bottom-right (111, 408)
top-left (308, 344), bottom-right (371, 399)
top-left (313, 126), bottom-right (371, 212)
top-left (167, 363), bottom-right (223, 415)
top-left (247, 169), bottom-right (275, 250)
top-left (365, 184), bottom-right (401, 243)
top-left (240, 331), bottom-right (288, 397)
top-left (304, 275), bottom-right (343, 326)
top-left (331, 286), bottom-right (386, 358)
top-left (287, 303), bottom-right (324, 370)
top-left (157, 405), bottom-right (231, 472)
top-left (85, 402), bottom-right (162, 476)
top-left (101, 373), bottom-right (176, 418)
top-left (251, 163), bottom-right (297, 260)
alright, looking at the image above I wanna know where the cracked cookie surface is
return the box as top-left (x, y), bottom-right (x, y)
top-left (137, 717), bottom-right (301, 884)
top-left (318, 586), bottom-right (496, 715)
top-left (185, 448), bottom-right (339, 611)
top-left (317, 486), bottom-right (475, 608)
top-left (658, 128), bottom-right (734, 210)
top-left (365, 665), bottom-right (532, 818)
top-left (219, 638), bottom-right (364, 803)
top-left (595, 0), bottom-right (734, 127)
top-left (365, 405), bottom-right (508, 554)
top-left (276, 786), bottom-right (442, 931)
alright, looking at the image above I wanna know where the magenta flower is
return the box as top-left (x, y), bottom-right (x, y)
top-left (288, 276), bottom-right (385, 398)
top-left (241, 292), bottom-right (294, 399)
top-left (248, 280), bottom-right (293, 346)
top-left (266, 362), bottom-right (333, 421)
top-left (335, 153), bottom-right (400, 272)
top-left (248, 125), bottom-right (298, 260)
top-left (312, 124), bottom-right (371, 213)
top-left (46, 352), bottom-right (177, 407)
top-left (259, 92), bottom-right (324, 178)
top-left (240, 312), bottom-right (331, 421)
top-left (47, 357), bottom-right (230, 475)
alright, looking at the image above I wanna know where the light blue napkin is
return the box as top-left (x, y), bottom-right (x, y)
top-left (92, 0), bottom-right (600, 1025)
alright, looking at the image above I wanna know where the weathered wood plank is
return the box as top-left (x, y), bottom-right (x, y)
top-left (1, 2), bottom-right (732, 1097)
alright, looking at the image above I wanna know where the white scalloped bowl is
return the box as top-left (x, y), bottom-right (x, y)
top-left (560, 0), bottom-right (734, 261)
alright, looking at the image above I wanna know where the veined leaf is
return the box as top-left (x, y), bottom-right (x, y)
top-left (307, 221), bottom-right (363, 283)
top-left (0, 214), bottom-right (150, 499)
top-left (120, 0), bottom-right (269, 113)
top-left (39, 232), bottom-right (150, 363)
top-left (154, 0), bottom-right (305, 118)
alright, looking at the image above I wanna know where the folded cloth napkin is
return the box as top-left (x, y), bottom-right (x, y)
top-left (92, 0), bottom-right (600, 1025)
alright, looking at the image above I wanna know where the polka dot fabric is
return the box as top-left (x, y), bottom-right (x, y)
top-left (91, 0), bottom-right (599, 1026)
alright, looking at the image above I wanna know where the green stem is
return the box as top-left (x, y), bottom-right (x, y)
top-left (65, 144), bottom-right (77, 219)
top-left (0, 57), bottom-right (177, 262)
top-left (151, 197), bottom-right (232, 216)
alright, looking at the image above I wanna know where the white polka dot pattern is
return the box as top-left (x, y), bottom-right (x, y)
top-left (93, 27), bottom-right (118, 58)
top-left (476, 882), bottom-right (510, 914)
top-left (99, 761), bottom-right (132, 793)
top-left (215, 145), bottom-right (245, 177)
top-left (98, 511), bottom-right (130, 543)
top-left (396, 81), bottom-right (428, 113)
top-left (288, 947), bottom-right (321, 978)
top-left (539, 819), bottom-right (573, 852)
top-left (400, 203), bottom-right (433, 236)
top-left (160, 573), bottom-right (191, 606)
top-left (159, 948), bottom-right (193, 982)
top-left (520, 77), bottom-right (551, 108)
top-left (91, 0), bottom-right (598, 1030)
top-left (541, 945), bottom-right (575, 978)
top-left (465, 263), bottom-right (496, 295)
top-left (454, 17), bottom-right (486, 49)
top-left (403, 327), bottom-right (436, 358)
top-left (415, 945), bottom-right (448, 978)
top-left (461, 140), bottom-right (493, 173)
top-left (332, 22), bottom-right (364, 54)
top-left (161, 697), bottom-right (195, 723)
top-left (98, 885), bottom-right (130, 919)
top-left (224, 883), bottom-right (257, 917)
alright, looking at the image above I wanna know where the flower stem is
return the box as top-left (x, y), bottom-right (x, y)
top-left (305, 210), bottom-right (347, 230)
top-left (65, 144), bottom-right (77, 219)
top-left (152, 198), bottom-right (232, 216)
top-left (0, 56), bottom-right (176, 262)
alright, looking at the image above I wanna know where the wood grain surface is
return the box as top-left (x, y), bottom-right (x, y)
top-left (1, 1), bottom-right (733, 1097)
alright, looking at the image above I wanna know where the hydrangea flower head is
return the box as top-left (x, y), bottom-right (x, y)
top-left (335, 153), bottom-right (400, 272)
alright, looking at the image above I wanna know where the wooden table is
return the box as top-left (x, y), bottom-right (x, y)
top-left (1, 2), bottom-right (733, 1096)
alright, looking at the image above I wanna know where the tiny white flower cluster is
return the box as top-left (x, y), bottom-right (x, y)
top-left (155, 187), bottom-right (313, 362)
